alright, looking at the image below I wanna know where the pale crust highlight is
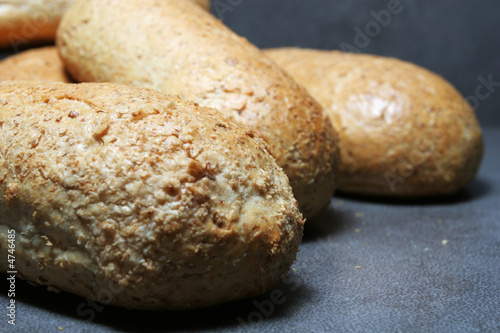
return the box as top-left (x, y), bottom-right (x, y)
top-left (266, 48), bottom-right (483, 196)
top-left (57, 0), bottom-right (339, 220)
top-left (0, 81), bottom-right (303, 310)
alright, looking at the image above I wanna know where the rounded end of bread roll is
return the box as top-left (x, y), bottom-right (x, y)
top-left (0, 81), bottom-right (304, 310)
top-left (0, 46), bottom-right (73, 82)
top-left (268, 86), bottom-right (340, 220)
top-left (266, 48), bottom-right (483, 197)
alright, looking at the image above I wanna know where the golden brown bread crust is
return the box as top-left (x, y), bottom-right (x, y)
top-left (191, 0), bottom-right (210, 11)
top-left (0, 46), bottom-right (73, 82)
top-left (0, 0), bottom-right (210, 49)
top-left (0, 81), bottom-right (304, 310)
top-left (265, 48), bottom-right (484, 196)
top-left (57, 0), bottom-right (339, 220)
top-left (0, 0), bottom-right (76, 49)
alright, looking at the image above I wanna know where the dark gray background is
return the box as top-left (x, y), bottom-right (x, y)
top-left (218, 0), bottom-right (500, 126)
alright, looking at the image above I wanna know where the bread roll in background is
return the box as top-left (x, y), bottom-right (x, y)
top-left (0, 0), bottom-right (210, 49)
top-left (57, 0), bottom-right (340, 220)
top-left (0, 0), bottom-right (76, 49)
top-left (0, 81), bottom-right (303, 310)
top-left (0, 46), bottom-right (73, 82)
top-left (266, 48), bottom-right (483, 196)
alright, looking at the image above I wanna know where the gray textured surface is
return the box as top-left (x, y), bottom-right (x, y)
top-left (0, 127), bottom-right (498, 332)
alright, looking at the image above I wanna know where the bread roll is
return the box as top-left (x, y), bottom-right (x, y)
top-left (266, 48), bottom-right (483, 196)
top-left (0, 46), bottom-right (73, 82)
top-left (57, 0), bottom-right (339, 220)
top-left (0, 81), bottom-right (303, 310)
top-left (0, 0), bottom-right (210, 49)
top-left (0, 0), bottom-right (76, 49)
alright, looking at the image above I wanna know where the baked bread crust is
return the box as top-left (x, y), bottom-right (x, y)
top-left (0, 0), bottom-right (76, 48)
top-left (266, 48), bottom-right (484, 196)
top-left (191, 0), bottom-right (210, 11)
top-left (0, 0), bottom-right (210, 49)
top-left (0, 81), bottom-right (304, 310)
top-left (0, 46), bottom-right (73, 82)
top-left (57, 0), bottom-right (339, 220)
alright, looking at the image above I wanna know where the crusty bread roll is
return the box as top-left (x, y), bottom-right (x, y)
top-left (0, 81), bottom-right (303, 310)
top-left (266, 48), bottom-right (484, 196)
top-left (0, 0), bottom-right (210, 49)
top-left (57, 0), bottom-right (339, 220)
top-left (0, 0), bottom-right (76, 49)
top-left (0, 46), bottom-right (73, 82)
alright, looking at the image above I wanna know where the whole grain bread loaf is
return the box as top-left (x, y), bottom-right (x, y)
top-left (266, 48), bottom-right (483, 196)
top-left (0, 81), bottom-right (303, 310)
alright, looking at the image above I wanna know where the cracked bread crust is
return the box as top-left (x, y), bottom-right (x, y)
top-left (0, 46), bottom-right (73, 82)
top-left (266, 48), bottom-right (484, 196)
top-left (0, 0), bottom-right (210, 48)
top-left (57, 0), bottom-right (340, 220)
top-left (0, 81), bottom-right (304, 310)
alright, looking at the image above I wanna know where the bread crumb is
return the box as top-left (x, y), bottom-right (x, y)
top-left (442, 239), bottom-right (448, 245)
top-left (354, 228), bottom-right (360, 233)
top-left (41, 235), bottom-right (53, 246)
top-left (355, 266), bottom-right (362, 269)
top-left (355, 212), bottom-right (365, 218)
top-left (58, 327), bottom-right (63, 331)
top-left (292, 268), bottom-right (297, 272)
top-left (424, 247), bottom-right (430, 251)
top-left (386, 233), bottom-right (391, 237)
top-left (333, 200), bottom-right (344, 208)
